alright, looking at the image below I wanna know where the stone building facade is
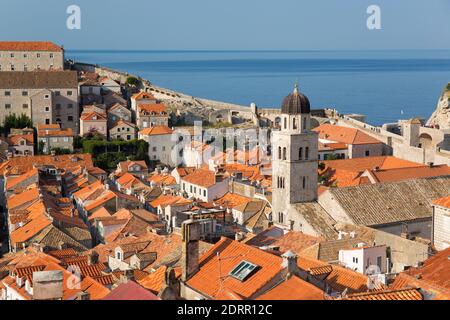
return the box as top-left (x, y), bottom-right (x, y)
top-left (432, 197), bottom-right (450, 251)
top-left (0, 71), bottom-right (79, 133)
top-left (0, 41), bottom-right (64, 72)
top-left (272, 84), bottom-right (318, 229)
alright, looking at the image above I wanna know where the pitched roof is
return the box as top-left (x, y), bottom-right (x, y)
top-left (313, 124), bottom-right (382, 145)
top-left (80, 111), bottom-right (107, 121)
top-left (149, 194), bottom-right (192, 209)
top-left (186, 237), bottom-right (284, 299)
top-left (38, 127), bottom-right (73, 138)
top-left (139, 125), bottom-right (173, 136)
top-left (214, 193), bottom-right (252, 209)
top-left (433, 195), bottom-right (450, 209)
top-left (7, 133), bottom-right (34, 146)
top-left (138, 266), bottom-right (181, 294)
top-left (131, 92), bottom-right (156, 101)
top-left (245, 226), bottom-right (322, 255)
top-left (325, 176), bottom-right (450, 226)
top-left (138, 103), bottom-right (167, 115)
top-left (182, 168), bottom-right (224, 188)
top-left (0, 41), bottom-right (63, 52)
top-left (340, 288), bottom-right (422, 300)
top-left (390, 273), bottom-right (450, 300)
top-left (368, 165), bottom-right (450, 184)
top-left (103, 280), bottom-right (160, 300)
top-left (0, 71), bottom-right (77, 89)
top-left (256, 276), bottom-right (325, 300)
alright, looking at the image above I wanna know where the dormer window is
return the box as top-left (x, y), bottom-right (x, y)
top-left (229, 261), bottom-right (258, 281)
top-left (116, 251), bottom-right (122, 260)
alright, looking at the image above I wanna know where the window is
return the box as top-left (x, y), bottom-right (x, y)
top-left (55, 103), bottom-right (61, 110)
top-left (67, 90), bottom-right (73, 96)
top-left (68, 116), bottom-right (73, 122)
top-left (44, 94), bottom-right (50, 99)
top-left (23, 64), bottom-right (28, 71)
top-left (55, 91), bottom-right (60, 96)
top-left (52, 138), bottom-right (58, 143)
top-left (278, 146), bottom-right (282, 160)
top-left (278, 212), bottom-right (284, 224)
top-left (5, 91), bottom-right (10, 96)
top-left (5, 104), bottom-right (11, 109)
top-left (162, 146), bottom-right (166, 151)
top-left (302, 177), bottom-right (306, 189)
top-left (305, 147), bottom-right (309, 160)
top-left (229, 261), bottom-right (258, 281)
top-left (22, 91), bottom-right (28, 96)
top-left (284, 117), bottom-right (287, 129)
top-left (63, 137), bottom-right (69, 142)
top-left (36, 65), bottom-right (40, 70)
top-left (45, 119), bottom-right (50, 125)
top-left (10, 65), bottom-right (15, 71)
top-left (126, 135), bottom-right (131, 140)
top-left (299, 147), bottom-right (303, 160)
top-left (282, 147), bottom-right (287, 160)
top-left (22, 103), bottom-right (28, 109)
top-left (67, 103), bottom-right (73, 109)
top-left (203, 190), bottom-right (206, 197)
top-left (152, 147), bottom-right (157, 152)
top-left (23, 53), bottom-right (27, 58)
top-left (293, 118), bottom-right (297, 129)
top-left (303, 117), bottom-right (307, 129)
top-left (377, 256), bottom-right (382, 269)
top-left (50, 53), bottom-right (54, 58)
top-left (116, 251), bottom-right (121, 260)
top-left (45, 106), bottom-right (50, 112)
top-left (190, 185), bottom-right (193, 193)
top-left (10, 53), bottom-right (14, 58)
top-left (365, 150), bottom-right (370, 156)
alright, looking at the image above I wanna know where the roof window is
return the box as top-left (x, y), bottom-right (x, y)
top-left (229, 260), bottom-right (258, 281)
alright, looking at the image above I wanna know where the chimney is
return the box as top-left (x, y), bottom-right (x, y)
top-left (76, 291), bottom-right (91, 300)
top-left (32, 270), bottom-right (64, 300)
top-left (428, 162), bottom-right (434, 168)
top-left (57, 241), bottom-right (66, 250)
top-left (88, 251), bottom-right (99, 265)
top-left (281, 250), bottom-right (298, 278)
top-left (181, 219), bottom-right (201, 282)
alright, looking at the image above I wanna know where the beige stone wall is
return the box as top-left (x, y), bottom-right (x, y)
top-left (0, 88), bottom-right (78, 133)
top-left (349, 143), bottom-right (384, 158)
top-left (80, 119), bottom-right (107, 136)
top-left (433, 205), bottom-right (450, 251)
top-left (137, 115), bottom-right (168, 129)
top-left (109, 124), bottom-right (136, 141)
top-left (0, 50), bottom-right (63, 71)
top-left (39, 136), bottom-right (73, 153)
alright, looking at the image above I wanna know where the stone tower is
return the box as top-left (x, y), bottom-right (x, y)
top-left (271, 83), bottom-right (318, 227)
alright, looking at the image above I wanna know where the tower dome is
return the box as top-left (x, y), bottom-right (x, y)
top-left (281, 83), bottom-right (310, 115)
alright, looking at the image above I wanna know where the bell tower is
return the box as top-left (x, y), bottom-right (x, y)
top-left (271, 83), bottom-right (318, 227)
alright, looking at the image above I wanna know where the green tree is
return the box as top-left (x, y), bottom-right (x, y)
top-left (125, 76), bottom-right (140, 88)
top-left (3, 113), bottom-right (33, 135)
top-left (38, 140), bottom-right (45, 155)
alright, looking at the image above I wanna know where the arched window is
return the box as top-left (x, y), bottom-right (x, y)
top-left (293, 118), bottom-right (297, 130)
top-left (282, 147), bottom-right (287, 160)
top-left (278, 146), bottom-right (282, 160)
top-left (302, 177), bottom-right (306, 189)
top-left (305, 147), bottom-right (309, 160)
top-left (284, 117), bottom-right (287, 129)
top-left (303, 117), bottom-right (307, 129)
top-left (278, 212), bottom-right (284, 224)
top-left (299, 147), bottom-right (303, 160)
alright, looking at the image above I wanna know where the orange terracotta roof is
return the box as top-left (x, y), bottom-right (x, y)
top-left (6, 168), bottom-right (39, 190)
top-left (147, 174), bottom-right (176, 186)
top-left (0, 41), bottom-right (63, 52)
top-left (84, 190), bottom-right (117, 212)
top-left (182, 168), bottom-right (223, 188)
top-left (131, 92), bottom-right (156, 100)
top-left (369, 165), bottom-right (450, 183)
top-left (7, 187), bottom-right (40, 210)
top-left (433, 196), bottom-right (450, 209)
top-left (10, 215), bottom-right (52, 244)
top-left (80, 111), bottom-right (107, 121)
top-left (111, 119), bottom-right (136, 129)
top-left (256, 276), bottom-right (325, 300)
top-left (138, 265), bottom-right (181, 294)
top-left (73, 180), bottom-right (104, 201)
top-left (138, 103), bottom-right (167, 115)
top-left (390, 273), bottom-right (450, 300)
top-left (88, 207), bottom-right (112, 221)
top-left (214, 193), bottom-right (252, 209)
top-left (118, 159), bottom-right (148, 173)
top-left (139, 125), bottom-right (173, 136)
top-left (186, 237), bottom-right (283, 299)
top-left (313, 124), bottom-right (382, 145)
top-left (149, 194), bottom-right (192, 209)
top-left (0, 154), bottom-right (94, 176)
top-left (341, 288), bottom-right (423, 300)
top-left (38, 127), bottom-right (73, 137)
top-left (7, 133), bottom-right (34, 146)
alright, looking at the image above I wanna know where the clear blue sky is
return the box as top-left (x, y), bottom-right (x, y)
top-left (1, 0), bottom-right (449, 50)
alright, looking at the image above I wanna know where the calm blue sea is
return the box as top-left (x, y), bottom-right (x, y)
top-left (66, 50), bottom-right (450, 125)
